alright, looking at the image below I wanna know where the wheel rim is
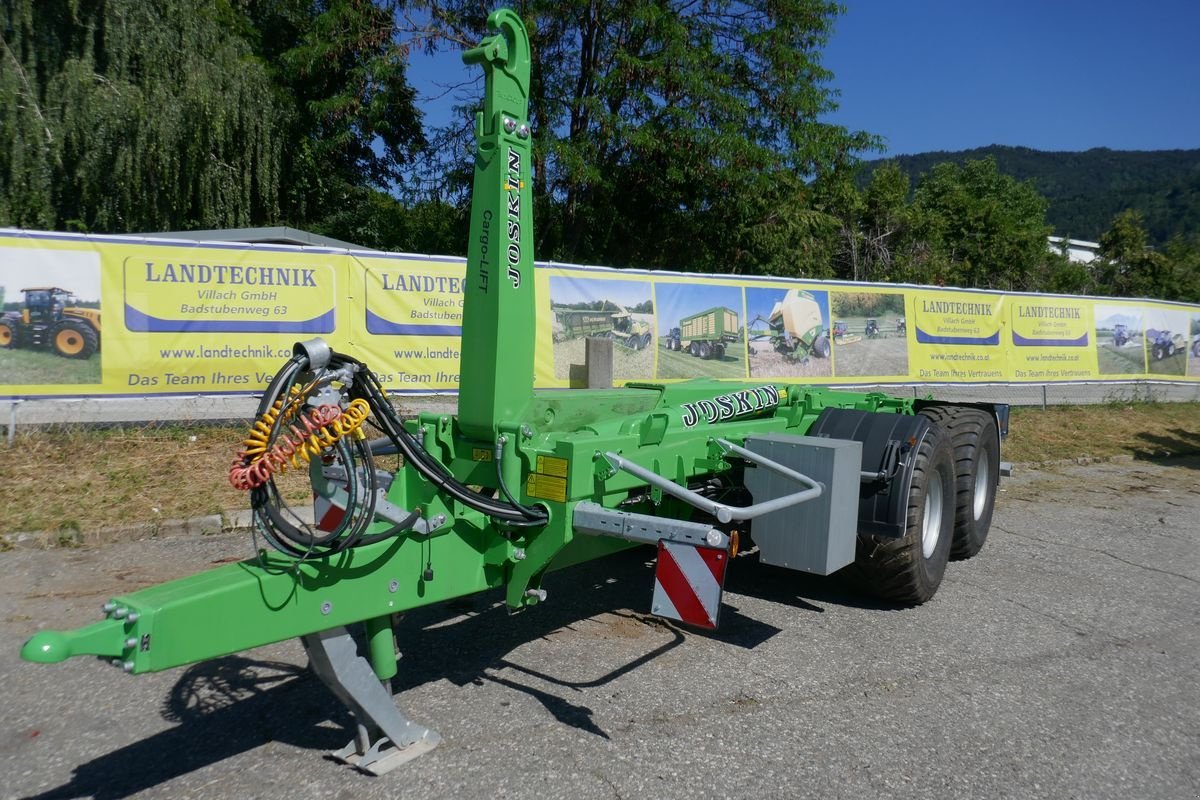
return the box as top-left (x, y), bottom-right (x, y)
top-left (922, 469), bottom-right (944, 559)
top-left (56, 329), bottom-right (84, 355)
top-left (0, 326), bottom-right (11, 346)
top-left (973, 447), bottom-right (991, 520)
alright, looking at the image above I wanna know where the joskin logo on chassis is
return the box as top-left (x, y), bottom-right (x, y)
top-left (124, 256), bottom-right (336, 333)
top-left (679, 385), bottom-right (781, 428)
top-left (505, 146), bottom-right (522, 290)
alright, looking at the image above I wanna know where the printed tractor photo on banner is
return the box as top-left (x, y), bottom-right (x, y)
top-left (1191, 314), bottom-right (1200, 378)
top-left (745, 287), bottom-right (832, 380)
top-left (548, 275), bottom-right (655, 385)
top-left (1143, 308), bottom-right (1189, 377)
top-left (0, 247), bottom-right (102, 386)
top-left (829, 291), bottom-right (908, 378)
top-left (1094, 305), bottom-right (1147, 376)
top-left (656, 282), bottom-right (746, 380)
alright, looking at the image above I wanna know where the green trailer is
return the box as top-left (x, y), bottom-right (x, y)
top-left (665, 306), bottom-right (740, 359)
top-left (554, 306), bottom-right (653, 350)
top-left (20, 10), bottom-right (1006, 778)
top-left (555, 308), bottom-right (614, 339)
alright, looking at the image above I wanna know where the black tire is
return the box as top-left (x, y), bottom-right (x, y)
top-left (698, 341), bottom-right (712, 359)
top-left (641, 333), bottom-right (652, 349)
top-left (1152, 344), bottom-right (1164, 360)
top-left (0, 319), bottom-right (16, 348)
top-left (812, 334), bottom-right (830, 359)
top-left (1193, 340), bottom-right (1200, 358)
top-left (689, 341), bottom-right (699, 357)
top-left (1166, 342), bottom-right (1175, 357)
top-left (51, 319), bottom-right (99, 359)
top-left (853, 422), bottom-right (955, 603)
top-left (918, 406), bottom-right (1000, 559)
top-left (713, 343), bottom-right (725, 360)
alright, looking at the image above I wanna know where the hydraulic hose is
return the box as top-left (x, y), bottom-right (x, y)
top-left (239, 345), bottom-right (547, 558)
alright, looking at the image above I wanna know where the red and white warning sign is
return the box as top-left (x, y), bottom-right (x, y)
top-left (313, 481), bottom-right (348, 532)
top-left (651, 540), bottom-right (728, 630)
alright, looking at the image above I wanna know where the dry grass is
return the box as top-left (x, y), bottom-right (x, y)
top-left (1, 424), bottom-right (269, 535)
top-left (1, 402), bottom-right (1197, 535)
top-left (1004, 402), bottom-right (1200, 464)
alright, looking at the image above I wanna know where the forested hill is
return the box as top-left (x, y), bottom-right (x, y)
top-left (865, 146), bottom-right (1200, 246)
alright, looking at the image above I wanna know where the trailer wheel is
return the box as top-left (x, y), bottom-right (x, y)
top-left (813, 334), bottom-right (830, 359)
top-left (853, 423), bottom-right (955, 603)
top-left (698, 341), bottom-right (712, 359)
top-left (642, 333), bottom-right (652, 349)
top-left (713, 343), bottom-right (725, 360)
top-left (918, 406), bottom-right (999, 559)
top-left (689, 341), bottom-right (699, 357)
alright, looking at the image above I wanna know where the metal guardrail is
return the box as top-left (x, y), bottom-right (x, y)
top-left (4, 380), bottom-right (1200, 443)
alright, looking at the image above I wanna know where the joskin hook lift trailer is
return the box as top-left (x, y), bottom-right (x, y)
top-left (21, 11), bottom-right (1006, 776)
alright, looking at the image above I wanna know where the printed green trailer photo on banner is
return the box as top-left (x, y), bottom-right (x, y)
top-left (653, 278), bottom-right (747, 380)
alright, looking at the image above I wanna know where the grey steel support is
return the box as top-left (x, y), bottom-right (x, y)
top-left (300, 626), bottom-right (440, 775)
top-left (573, 501), bottom-right (728, 548)
top-left (585, 336), bottom-right (614, 389)
top-left (7, 401), bottom-right (15, 447)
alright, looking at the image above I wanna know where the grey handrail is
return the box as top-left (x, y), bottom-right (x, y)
top-left (599, 437), bottom-right (823, 524)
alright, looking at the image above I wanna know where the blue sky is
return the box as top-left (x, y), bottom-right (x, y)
top-left (406, 0), bottom-right (1200, 156)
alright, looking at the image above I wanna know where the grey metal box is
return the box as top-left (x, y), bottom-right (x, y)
top-left (742, 434), bottom-right (861, 575)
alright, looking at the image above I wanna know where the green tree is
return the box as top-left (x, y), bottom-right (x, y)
top-left (913, 157), bottom-right (1052, 291)
top-left (0, 0), bottom-right (426, 242)
top-left (1160, 234), bottom-right (1200, 304)
top-left (1040, 237), bottom-right (1094, 296)
top-left (816, 162), bottom-right (941, 284)
top-left (1, 0), bottom-right (287, 231)
top-left (400, 0), bottom-right (880, 272)
top-left (1094, 209), bottom-right (1172, 299)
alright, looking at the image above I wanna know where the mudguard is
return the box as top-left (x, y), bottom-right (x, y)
top-left (807, 407), bottom-right (935, 538)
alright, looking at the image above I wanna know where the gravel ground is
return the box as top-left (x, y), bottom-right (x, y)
top-left (2, 456), bottom-right (1198, 800)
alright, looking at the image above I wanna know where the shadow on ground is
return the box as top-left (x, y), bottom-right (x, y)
top-left (1133, 429), bottom-right (1200, 467)
top-left (25, 546), bottom-right (881, 799)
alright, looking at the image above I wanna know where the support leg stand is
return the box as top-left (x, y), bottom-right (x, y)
top-left (301, 626), bottom-right (440, 775)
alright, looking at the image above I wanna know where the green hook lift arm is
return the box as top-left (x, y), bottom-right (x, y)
top-left (457, 9), bottom-right (536, 442)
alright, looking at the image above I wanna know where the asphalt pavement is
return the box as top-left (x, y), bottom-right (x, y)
top-left (2, 456), bottom-right (1198, 800)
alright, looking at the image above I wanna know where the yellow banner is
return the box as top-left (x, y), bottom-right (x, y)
top-left (1, 230), bottom-right (1198, 399)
